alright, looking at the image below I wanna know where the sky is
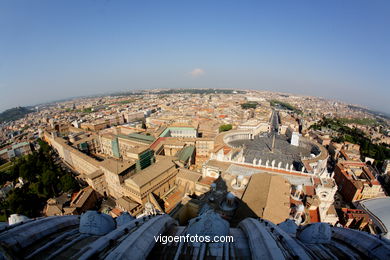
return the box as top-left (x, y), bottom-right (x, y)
top-left (0, 0), bottom-right (389, 113)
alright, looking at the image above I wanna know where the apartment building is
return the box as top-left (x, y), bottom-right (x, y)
top-left (334, 161), bottom-right (383, 202)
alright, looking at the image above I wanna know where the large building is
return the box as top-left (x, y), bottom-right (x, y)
top-left (201, 159), bottom-right (338, 225)
top-left (211, 128), bottom-right (329, 176)
top-left (0, 142), bottom-right (32, 163)
top-left (99, 132), bottom-right (155, 170)
top-left (159, 126), bottom-right (198, 138)
top-left (334, 161), bottom-right (384, 202)
top-left (122, 156), bottom-right (178, 204)
top-left (44, 130), bottom-right (187, 215)
top-left (358, 197), bottom-right (390, 239)
top-left (150, 136), bottom-right (214, 166)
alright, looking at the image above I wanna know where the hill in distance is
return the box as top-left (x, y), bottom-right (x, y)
top-left (0, 107), bottom-right (33, 123)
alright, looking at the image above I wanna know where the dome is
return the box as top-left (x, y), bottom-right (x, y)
top-left (0, 214), bottom-right (389, 259)
top-left (297, 223), bottom-right (331, 244)
top-left (278, 219), bottom-right (298, 235)
top-left (8, 214), bottom-right (29, 225)
top-left (187, 210), bottom-right (229, 237)
top-left (79, 211), bottom-right (115, 235)
top-left (116, 212), bottom-right (135, 226)
top-left (226, 192), bottom-right (235, 200)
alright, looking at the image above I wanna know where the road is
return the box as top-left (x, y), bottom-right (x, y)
top-left (270, 110), bottom-right (279, 134)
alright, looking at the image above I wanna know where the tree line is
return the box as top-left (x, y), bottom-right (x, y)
top-left (0, 139), bottom-right (79, 220)
top-left (310, 117), bottom-right (390, 168)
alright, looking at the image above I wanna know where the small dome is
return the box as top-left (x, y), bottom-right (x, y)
top-left (198, 204), bottom-right (213, 216)
top-left (8, 214), bottom-right (29, 225)
top-left (79, 211), bottom-right (115, 235)
top-left (296, 184), bottom-right (303, 192)
top-left (278, 219), bottom-right (298, 235)
top-left (187, 210), bottom-right (229, 237)
top-left (297, 223), bottom-right (331, 244)
top-left (116, 212), bottom-right (135, 226)
top-left (226, 192), bottom-right (235, 200)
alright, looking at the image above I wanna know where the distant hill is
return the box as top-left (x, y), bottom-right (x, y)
top-left (0, 107), bottom-right (33, 123)
top-left (348, 105), bottom-right (390, 123)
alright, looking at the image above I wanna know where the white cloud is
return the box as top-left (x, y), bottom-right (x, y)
top-left (190, 68), bottom-right (205, 77)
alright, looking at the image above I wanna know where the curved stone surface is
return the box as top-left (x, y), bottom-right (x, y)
top-left (331, 226), bottom-right (390, 259)
top-left (187, 210), bottom-right (229, 237)
top-left (77, 217), bottom-right (147, 260)
top-left (278, 219), bottom-right (298, 235)
top-left (297, 223), bottom-right (331, 244)
top-left (263, 219), bottom-right (311, 260)
top-left (105, 214), bottom-right (177, 260)
top-left (79, 211), bottom-right (115, 235)
top-left (238, 218), bottom-right (285, 260)
top-left (0, 215), bottom-right (79, 255)
top-left (115, 212), bottom-right (135, 227)
top-left (0, 211), bottom-right (388, 259)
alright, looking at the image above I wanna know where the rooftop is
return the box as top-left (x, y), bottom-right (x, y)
top-left (235, 173), bottom-right (291, 224)
top-left (100, 158), bottom-right (136, 175)
top-left (359, 197), bottom-right (390, 238)
top-left (121, 133), bottom-right (155, 144)
top-left (175, 145), bottom-right (195, 162)
top-left (177, 168), bottom-right (201, 183)
top-left (125, 157), bottom-right (176, 187)
top-left (116, 196), bottom-right (140, 211)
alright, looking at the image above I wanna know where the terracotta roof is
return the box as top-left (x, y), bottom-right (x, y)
top-left (116, 196), bottom-right (140, 211)
top-left (198, 176), bottom-right (216, 186)
top-left (313, 178), bottom-right (321, 185)
top-left (71, 186), bottom-right (95, 208)
top-left (223, 147), bottom-right (232, 155)
top-left (164, 190), bottom-right (183, 213)
top-left (177, 169), bottom-right (201, 182)
top-left (150, 137), bottom-right (167, 150)
top-left (100, 158), bottom-right (136, 175)
top-left (110, 207), bottom-right (123, 217)
top-left (305, 186), bottom-right (315, 196)
top-left (237, 173), bottom-right (291, 224)
top-left (309, 208), bottom-right (320, 222)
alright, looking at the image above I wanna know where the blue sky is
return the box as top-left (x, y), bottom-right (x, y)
top-left (0, 0), bottom-right (389, 113)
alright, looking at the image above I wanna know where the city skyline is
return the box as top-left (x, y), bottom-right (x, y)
top-left (2, 2), bottom-right (390, 258)
top-left (1, 0), bottom-right (389, 112)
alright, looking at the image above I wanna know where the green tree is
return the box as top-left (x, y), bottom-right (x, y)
top-left (38, 139), bottom-right (51, 154)
top-left (60, 174), bottom-right (79, 192)
top-left (0, 140), bottom-right (81, 218)
top-left (4, 186), bottom-right (43, 217)
top-left (241, 102), bottom-right (258, 109)
top-left (219, 124), bottom-right (233, 133)
top-left (41, 169), bottom-right (58, 197)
